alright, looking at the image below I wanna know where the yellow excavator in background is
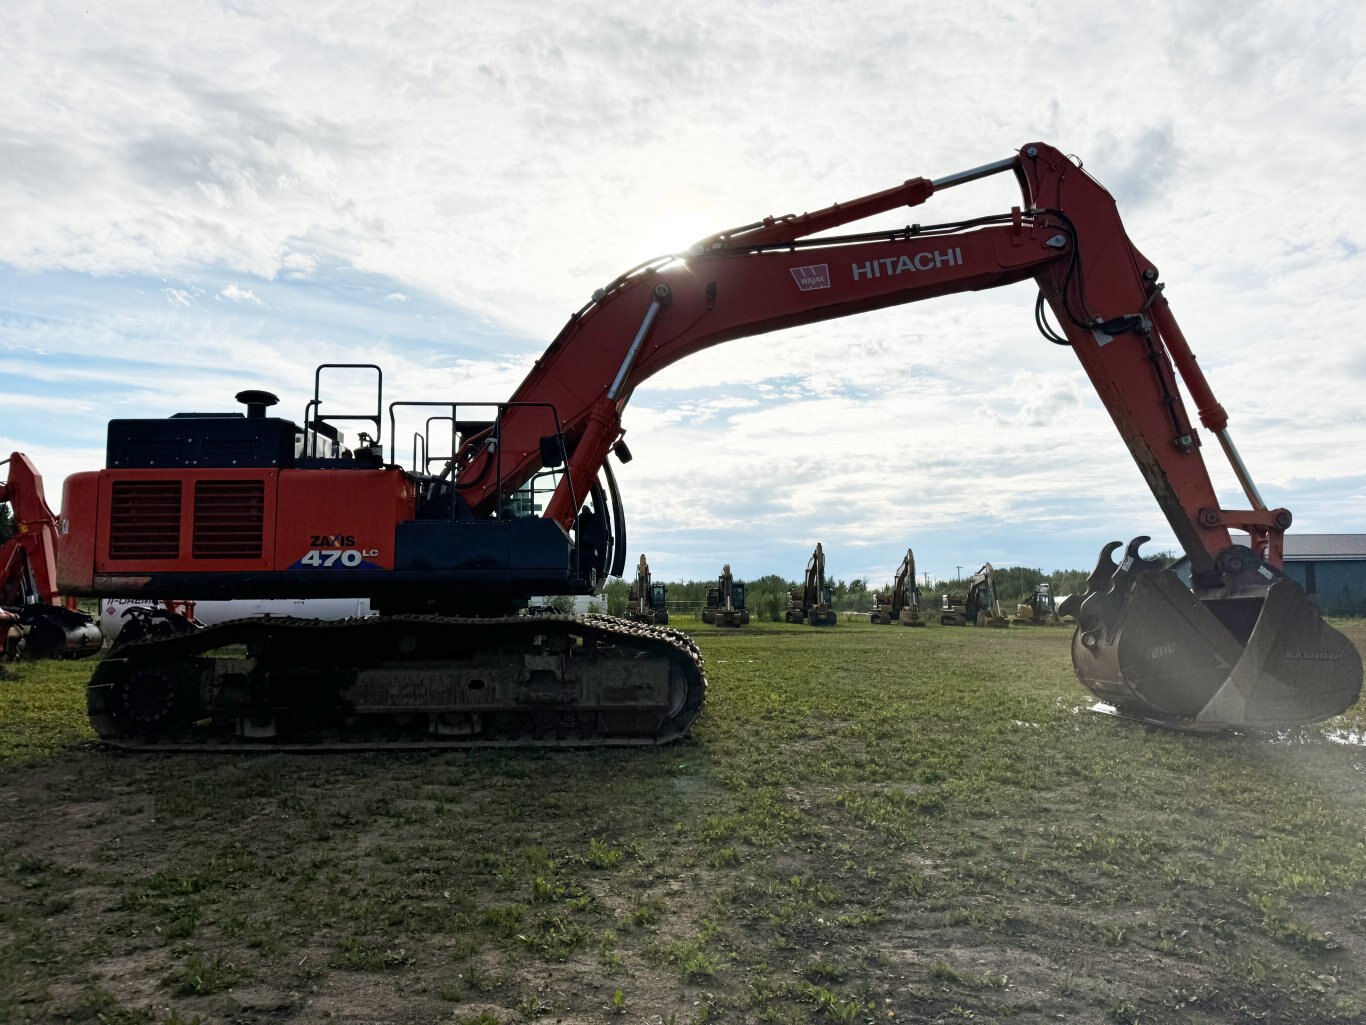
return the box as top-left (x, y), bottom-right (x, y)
top-left (1013, 581), bottom-right (1063, 626)
top-left (870, 549), bottom-right (923, 626)
top-left (626, 554), bottom-right (669, 626)
top-left (941, 563), bottom-right (1009, 628)
top-left (702, 564), bottom-right (749, 627)
top-left (788, 544), bottom-right (838, 626)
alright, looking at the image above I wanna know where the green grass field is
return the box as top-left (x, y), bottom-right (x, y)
top-left (2, 619), bottom-right (1364, 1024)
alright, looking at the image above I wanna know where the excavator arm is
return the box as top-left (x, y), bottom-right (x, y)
top-left (463, 141), bottom-right (1358, 726)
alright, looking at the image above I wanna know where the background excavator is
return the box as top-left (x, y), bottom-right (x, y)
top-left (941, 563), bottom-right (1010, 628)
top-left (1012, 582), bottom-right (1063, 626)
top-left (870, 549), bottom-right (923, 626)
top-left (55, 141), bottom-right (1361, 745)
top-left (786, 544), bottom-right (838, 627)
top-left (702, 564), bottom-right (749, 627)
top-left (625, 554), bottom-right (669, 626)
top-left (1, 454), bottom-right (103, 660)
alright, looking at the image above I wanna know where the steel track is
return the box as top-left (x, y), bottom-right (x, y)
top-left (90, 612), bottom-right (706, 750)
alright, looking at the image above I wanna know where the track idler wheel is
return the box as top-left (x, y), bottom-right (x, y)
top-left (87, 659), bottom-right (205, 740)
top-left (1070, 538), bottom-right (1362, 728)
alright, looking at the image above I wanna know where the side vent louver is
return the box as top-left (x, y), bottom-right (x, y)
top-left (193, 480), bottom-right (265, 559)
top-left (109, 481), bottom-right (182, 560)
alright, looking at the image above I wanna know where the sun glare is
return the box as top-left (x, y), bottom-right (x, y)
top-left (628, 207), bottom-right (720, 262)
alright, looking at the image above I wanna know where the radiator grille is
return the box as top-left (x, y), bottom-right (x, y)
top-left (109, 481), bottom-right (182, 560)
top-left (193, 480), bottom-right (266, 559)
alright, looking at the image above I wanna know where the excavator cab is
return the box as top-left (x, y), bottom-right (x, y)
top-left (649, 582), bottom-right (669, 621)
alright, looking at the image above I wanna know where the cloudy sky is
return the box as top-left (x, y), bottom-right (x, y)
top-left (3, 0), bottom-right (1364, 589)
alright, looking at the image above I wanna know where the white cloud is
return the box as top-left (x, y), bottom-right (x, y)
top-left (218, 282), bottom-right (262, 304)
top-left (281, 252), bottom-right (317, 277)
top-left (0, 392), bottom-right (95, 414)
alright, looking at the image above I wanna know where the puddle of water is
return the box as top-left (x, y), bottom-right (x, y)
top-left (1044, 698), bottom-right (1365, 746)
top-left (1087, 702), bottom-right (1224, 733)
top-left (1228, 725), bottom-right (1366, 747)
top-left (1325, 730), bottom-right (1366, 747)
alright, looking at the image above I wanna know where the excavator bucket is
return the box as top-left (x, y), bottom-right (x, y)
top-left (1068, 539), bottom-right (1361, 729)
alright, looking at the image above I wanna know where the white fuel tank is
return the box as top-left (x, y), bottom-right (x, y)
top-left (99, 597), bottom-right (374, 642)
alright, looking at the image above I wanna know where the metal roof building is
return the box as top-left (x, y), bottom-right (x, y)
top-left (1170, 533), bottom-right (1366, 615)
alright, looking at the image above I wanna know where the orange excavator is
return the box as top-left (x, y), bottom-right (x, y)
top-left (55, 141), bottom-right (1360, 745)
top-left (870, 549), bottom-right (923, 626)
top-left (1, 454), bottom-right (103, 660)
top-left (626, 554), bottom-right (669, 626)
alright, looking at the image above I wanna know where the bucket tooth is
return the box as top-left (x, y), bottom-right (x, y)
top-left (1075, 536), bottom-right (1163, 646)
top-left (1084, 540), bottom-right (1124, 592)
top-left (1058, 540), bottom-right (1122, 620)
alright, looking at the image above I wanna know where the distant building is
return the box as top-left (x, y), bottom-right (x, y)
top-left (1169, 534), bottom-right (1366, 614)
